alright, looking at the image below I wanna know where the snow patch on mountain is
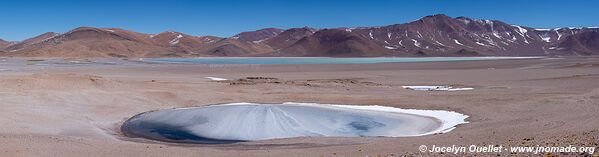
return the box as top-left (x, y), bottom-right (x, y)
top-left (453, 39), bottom-right (464, 46)
top-left (555, 30), bottom-right (563, 40)
top-left (411, 39), bottom-right (421, 48)
top-left (434, 40), bottom-right (446, 47)
top-left (539, 33), bottom-right (551, 42)
top-left (170, 34), bottom-right (183, 45)
top-left (476, 41), bottom-right (486, 46)
top-left (416, 31), bottom-right (423, 38)
top-left (456, 18), bottom-right (471, 25)
top-left (492, 31), bottom-right (502, 39)
top-left (512, 25), bottom-right (530, 44)
top-left (384, 46), bottom-right (397, 50)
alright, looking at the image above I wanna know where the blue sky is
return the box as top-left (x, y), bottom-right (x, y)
top-left (1, 0), bottom-right (598, 41)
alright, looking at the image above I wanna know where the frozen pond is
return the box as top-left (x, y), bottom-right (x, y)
top-left (121, 102), bottom-right (468, 144)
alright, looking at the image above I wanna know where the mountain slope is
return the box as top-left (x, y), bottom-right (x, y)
top-left (0, 39), bottom-right (10, 49)
top-left (3, 32), bottom-right (58, 52)
top-left (551, 31), bottom-right (599, 55)
top-left (149, 31), bottom-right (224, 55)
top-left (1, 14), bottom-right (598, 57)
top-left (277, 29), bottom-right (393, 57)
top-left (3, 27), bottom-right (171, 57)
top-left (191, 38), bottom-right (274, 56)
top-left (232, 28), bottom-right (283, 43)
top-left (344, 14), bottom-right (599, 56)
top-left (264, 27), bottom-right (316, 50)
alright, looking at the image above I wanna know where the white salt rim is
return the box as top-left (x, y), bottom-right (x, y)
top-left (204, 77), bottom-right (228, 81)
top-left (402, 85), bottom-right (474, 91)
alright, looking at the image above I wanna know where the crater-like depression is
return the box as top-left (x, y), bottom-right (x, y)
top-left (121, 102), bottom-right (468, 144)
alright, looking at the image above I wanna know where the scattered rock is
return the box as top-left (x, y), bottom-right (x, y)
top-left (223, 77), bottom-right (384, 88)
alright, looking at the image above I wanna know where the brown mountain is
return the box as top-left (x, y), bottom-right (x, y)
top-left (344, 14), bottom-right (599, 56)
top-left (1, 14), bottom-right (598, 57)
top-left (549, 30), bottom-right (599, 55)
top-left (2, 27), bottom-right (171, 57)
top-left (3, 32), bottom-right (58, 52)
top-left (149, 31), bottom-right (273, 56)
top-left (148, 31), bottom-right (225, 55)
top-left (232, 28), bottom-right (283, 43)
top-left (196, 38), bottom-right (274, 56)
top-left (264, 27), bottom-right (317, 50)
top-left (277, 29), bottom-right (392, 57)
top-left (0, 27), bottom-right (274, 57)
top-left (0, 39), bottom-right (10, 49)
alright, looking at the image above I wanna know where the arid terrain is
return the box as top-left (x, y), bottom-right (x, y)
top-left (0, 57), bottom-right (598, 156)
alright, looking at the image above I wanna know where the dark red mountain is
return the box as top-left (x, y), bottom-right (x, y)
top-left (277, 29), bottom-right (392, 57)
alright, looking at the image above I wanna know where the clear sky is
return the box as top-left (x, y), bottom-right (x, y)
top-left (1, 0), bottom-right (598, 41)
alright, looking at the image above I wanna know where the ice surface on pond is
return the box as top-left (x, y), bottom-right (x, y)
top-left (402, 86), bottom-right (474, 91)
top-left (121, 102), bottom-right (468, 144)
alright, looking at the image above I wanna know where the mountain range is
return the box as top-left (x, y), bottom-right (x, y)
top-left (1, 14), bottom-right (598, 57)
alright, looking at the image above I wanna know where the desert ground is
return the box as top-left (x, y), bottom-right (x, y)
top-left (0, 57), bottom-right (598, 156)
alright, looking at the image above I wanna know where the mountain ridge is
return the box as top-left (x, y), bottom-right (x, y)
top-left (1, 14), bottom-right (598, 57)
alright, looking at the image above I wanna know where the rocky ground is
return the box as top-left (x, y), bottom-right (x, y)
top-left (0, 57), bottom-right (598, 156)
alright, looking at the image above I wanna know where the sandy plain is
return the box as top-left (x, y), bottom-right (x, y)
top-left (0, 57), bottom-right (598, 156)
